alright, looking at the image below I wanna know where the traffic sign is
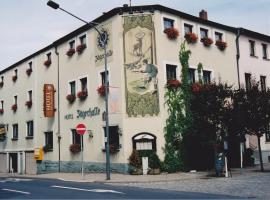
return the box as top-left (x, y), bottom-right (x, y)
top-left (76, 123), bottom-right (86, 135)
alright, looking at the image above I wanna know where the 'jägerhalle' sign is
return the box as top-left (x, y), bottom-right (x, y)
top-left (43, 84), bottom-right (55, 117)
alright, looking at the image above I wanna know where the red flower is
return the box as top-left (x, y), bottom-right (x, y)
top-left (12, 75), bottom-right (17, 82)
top-left (192, 83), bottom-right (202, 93)
top-left (184, 32), bottom-right (198, 43)
top-left (66, 94), bottom-right (76, 103)
top-left (0, 82), bottom-right (3, 88)
top-left (215, 40), bottom-right (227, 51)
top-left (97, 85), bottom-right (108, 97)
top-left (25, 101), bottom-right (32, 108)
top-left (11, 104), bottom-right (17, 112)
top-left (164, 27), bottom-right (179, 40)
top-left (167, 79), bottom-right (181, 89)
top-left (0, 109), bottom-right (4, 115)
top-left (76, 44), bottom-right (86, 54)
top-left (44, 59), bottom-right (51, 67)
top-left (201, 37), bottom-right (213, 47)
top-left (77, 91), bottom-right (88, 100)
top-left (69, 144), bottom-right (81, 153)
top-left (66, 48), bottom-right (75, 57)
top-left (26, 68), bottom-right (32, 76)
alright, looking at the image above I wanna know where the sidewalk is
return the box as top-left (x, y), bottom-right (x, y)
top-left (0, 171), bottom-right (207, 183)
top-left (0, 163), bottom-right (268, 183)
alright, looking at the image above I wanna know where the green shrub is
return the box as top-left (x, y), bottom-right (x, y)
top-left (149, 152), bottom-right (161, 169)
top-left (128, 149), bottom-right (141, 168)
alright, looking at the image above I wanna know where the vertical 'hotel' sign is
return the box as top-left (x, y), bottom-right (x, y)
top-left (43, 84), bottom-right (55, 117)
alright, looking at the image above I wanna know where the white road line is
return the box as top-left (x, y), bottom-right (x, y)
top-left (51, 185), bottom-right (125, 194)
top-left (2, 188), bottom-right (30, 195)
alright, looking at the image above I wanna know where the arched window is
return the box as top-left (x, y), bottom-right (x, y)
top-left (132, 133), bottom-right (156, 151)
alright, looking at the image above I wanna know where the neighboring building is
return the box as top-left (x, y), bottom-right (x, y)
top-left (0, 4), bottom-right (269, 174)
top-left (236, 28), bottom-right (270, 164)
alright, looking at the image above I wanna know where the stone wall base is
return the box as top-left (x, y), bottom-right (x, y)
top-left (37, 160), bottom-right (129, 174)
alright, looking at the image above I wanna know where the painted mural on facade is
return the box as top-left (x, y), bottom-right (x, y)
top-left (123, 15), bottom-right (159, 117)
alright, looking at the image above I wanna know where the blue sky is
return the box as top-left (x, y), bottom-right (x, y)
top-left (0, 0), bottom-right (269, 70)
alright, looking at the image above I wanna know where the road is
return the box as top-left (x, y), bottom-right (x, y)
top-left (0, 177), bottom-right (240, 199)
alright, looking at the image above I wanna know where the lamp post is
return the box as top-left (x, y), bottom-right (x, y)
top-left (47, 0), bottom-right (111, 180)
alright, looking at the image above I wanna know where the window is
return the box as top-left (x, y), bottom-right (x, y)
top-left (132, 133), bottom-right (157, 151)
top-left (249, 40), bottom-right (255, 56)
top-left (80, 77), bottom-right (87, 92)
top-left (1, 76), bottom-right (3, 82)
top-left (215, 32), bottom-right (223, 41)
top-left (69, 40), bottom-right (75, 49)
top-left (45, 132), bottom-right (53, 150)
top-left (188, 68), bottom-right (196, 84)
top-left (163, 18), bottom-right (174, 30)
top-left (46, 52), bottom-right (51, 61)
top-left (265, 124), bottom-right (270, 142)
top-left (104, 126), bottom-right (119, 149)
top-left (28, 62), bottom-right (32, 70)
top-left (12, 124), bottom-right (18, 140)
top-left (200, 28), bottom-right (208, 39)
top-left (14, 96), bottom-right (17, 105)
top-left (71, 129), bottom-right (83, 147)
top-left (26, 121), bottom-right (34, 138)
top-left (203, 70), bottom-right (211, 84)
top-left (14, 69), bottom-right (18, 76)
top-left (79, 35), bottom-right (86, 46)
top-left (69, 81), bottom-right (76, 96)
top-left (100, 71), bottom-right (109, 85)
top-left (166, 64), bottom-right (177, 81)
top-left (184, 23), bottom-right (193, 34)
top-left (28, 90), bottom-right (32, 101)
top-left (260, 76), bottom-right (266, 92)
top-left (262, 44), bottom-right (268, 59)
top-left (1, 100), bottom-right (3, 110)
top-left (245, 73), bottom-right (252, 91)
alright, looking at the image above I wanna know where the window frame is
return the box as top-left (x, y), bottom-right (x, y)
top-left (200, 28), bottom-right (209, 39)
top-left (260, 76), bottom-right (266, 92)
top-left (99, 69), bottom-right (110, 86)
top-left (262, 43), bottom-right (268, 59)
top-left (163, 17), bottom-right (175, 30)
top-left (0, 100), bottom-right (3, 110)
top-left (45, 131), bottom-right (54, 150)
top-left (166, 64), bottom-right (177, 81)
top-left (79, 34), bottom-right (87, 46)
top-left (245, 73), bottom-right (252, 91)
top-left (249, 40), bottom-right (256, 57)
top-left (26, 120), bottom-right (34, 138)
top-left (68, 39), bottom-right (76, 50)
top-left (71, 129), bottom-right (83, 148)
top-left (12, 124), bottom-right (18, 140)
top-left (203, 70), bottom-right (211, 84)
top-left (184, 23), bottom-right (193, 34)
top-left (188, 68), bottom-right (196, 84)
top-left (103, 126), bottom-right (120, 150)
top-left (79, 76), bottom-right (88, 93)
top-left (69, 80), bottom-right (76, 96)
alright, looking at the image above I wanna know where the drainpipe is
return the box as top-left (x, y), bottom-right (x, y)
top-left (236, 28), bottom-right (241, 89)
top-left (54, 44), bottom-right (61, 173)
top-left (236, 28), bottom-right (244, 171)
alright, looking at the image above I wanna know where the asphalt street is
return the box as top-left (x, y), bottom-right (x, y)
top-left (0, 177), bottom-right (241, 199)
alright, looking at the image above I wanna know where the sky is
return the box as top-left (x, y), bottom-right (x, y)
top-left (0, 0), bottom-right (269, 70)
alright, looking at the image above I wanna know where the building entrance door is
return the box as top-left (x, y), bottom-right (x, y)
top-left (9, 153), bottom-right (18, 173)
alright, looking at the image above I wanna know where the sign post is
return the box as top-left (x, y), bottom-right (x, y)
top-left (76, 123), bottom-right (86, 180)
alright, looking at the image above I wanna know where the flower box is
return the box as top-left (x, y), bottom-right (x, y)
top-left (164, 27), bottom-right (179, 40)
top-left (185, 32), bottom-right (198, 43)
top-left (109, 144), bottom-right (119, 154)
top-left (66, 94), bottom-right (76, 103)
top-left (167, 79), bottom-right (181, 89)
top-left (69, 143), bottom-right (81, 154)
top-left (97, 85), bottom-right (107, 97)
top-left (0, 109), bottom-right (4, 115)
top-left (12, 75), bottom-right (17, 82)
top-left (0, 82), bottom-right (3, 88)
top-left (25, 100), bottom-right (32, 108)
top-left (26, 68), bottom-right (32, 76)
top-left (11, 104), bottom-right (17, 112)
top-left (76, 44), bottom-right (86, 54)
top-left (201, 37), bottom-right (213, 47)
top-left (77, 91), bottom-right (88, 100)
top-left (66, 48), bottom-right (75, 57)
top-left (215, 40), bottom-right (227, 51)
top-left (44, 59), bottom-right (51, 67)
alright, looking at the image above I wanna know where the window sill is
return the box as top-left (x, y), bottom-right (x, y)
top-left (263, 58), bottom-right (270, 61)
top-left (25, 136), bottom-right (33, 140)
top-left (250, 55), bottom-right (258, 58)
top-left (44, 149), bottom-right (53, 153)
top-left (11, 138), bottom-right (18, 141)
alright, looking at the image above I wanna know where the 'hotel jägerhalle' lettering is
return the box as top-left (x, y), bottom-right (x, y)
top-left (43, 84), bottom-right (55, 118)
top-left (77, 107), bottom-right (100, 119)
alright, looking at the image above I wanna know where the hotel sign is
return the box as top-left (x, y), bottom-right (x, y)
top-left (64, 107), bottom-right (100, 120)
top-left (43, 84), bottom-right (55, 118)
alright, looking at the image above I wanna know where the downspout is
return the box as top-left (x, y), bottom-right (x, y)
top-left (236, 28), bottom-right (241, 89)
top-left (54, 43), bottom-right (61, 172)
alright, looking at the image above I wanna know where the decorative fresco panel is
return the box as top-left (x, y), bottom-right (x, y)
top-left (123, 15), bottom-right (159, 117)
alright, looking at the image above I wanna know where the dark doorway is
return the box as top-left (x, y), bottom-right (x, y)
top-left (9, 153), bottom-right (18, 173)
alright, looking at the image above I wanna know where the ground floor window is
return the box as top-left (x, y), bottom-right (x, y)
top-left (265, 124), bottom-right (270, 142)
top-left (12, 124), bottom-right (18, 140)
top-left (71, 129), bottom-right (83, 148)
top-left (44, 131), bottom-right (53, 150)
top-left (103, 126), bottom-right (120, 150)
top-left (132, 133), bottom-right (156, 151)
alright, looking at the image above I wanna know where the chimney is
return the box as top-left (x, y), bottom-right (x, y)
top-left (199, 10), bottom-right (208, 20)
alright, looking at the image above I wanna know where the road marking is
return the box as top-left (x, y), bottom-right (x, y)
top-left (2, 188), bottom-right (30, 195)
top-left (51, 185), bottom-right (124, 194)
top-left (0, 178), bottom-right (32, 183)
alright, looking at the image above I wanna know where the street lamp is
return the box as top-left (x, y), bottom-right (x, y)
top-left (47, 0), bottom-right (111, 180)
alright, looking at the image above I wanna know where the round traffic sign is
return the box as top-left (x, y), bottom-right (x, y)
top-left (76, 123), bottom-right (86, 135)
